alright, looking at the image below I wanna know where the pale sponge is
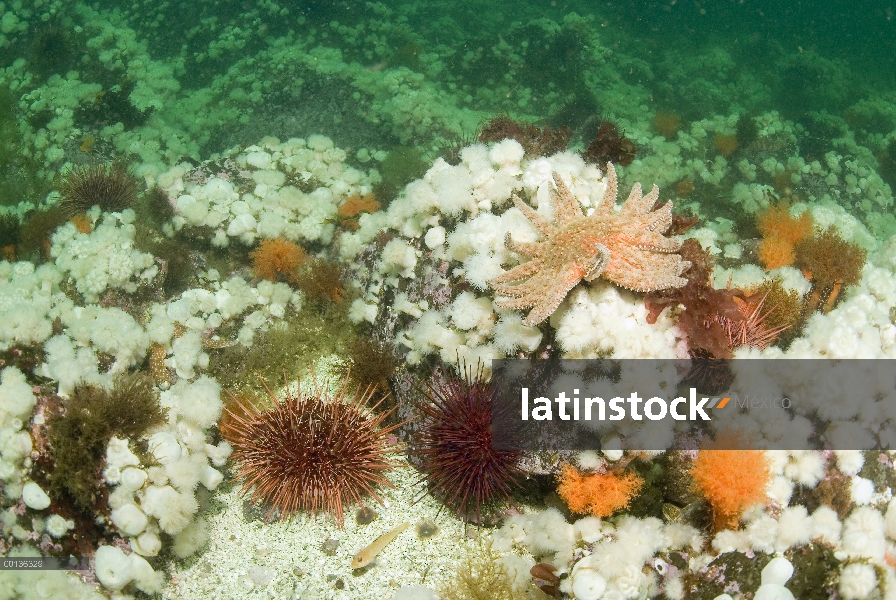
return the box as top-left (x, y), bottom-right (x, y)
top-left (172, 516), bottom-right (209, 558)
top-left (0, 261), bottom-right (64, 352)
top-left (164, 452), bottom-right (206, 491)
top-left (63, 305), bottom-right (149, 372)
top-left (570, 555), bottom-right (607, 600)
top-left (50, 212), bottom-right (157, 303)
top-left (525, 507), bottom-right (576, 565)
top-left (110, 503), bottom-right (148, 536)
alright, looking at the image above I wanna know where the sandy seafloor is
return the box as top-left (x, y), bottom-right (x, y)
top-left (163, 456), bottom-right (467, 600)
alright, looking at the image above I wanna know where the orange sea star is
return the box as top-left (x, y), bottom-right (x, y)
top-left (489, 163), bottom-right (690, 325)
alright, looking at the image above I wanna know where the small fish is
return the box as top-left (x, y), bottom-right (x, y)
top-left (351, 522), bottom-right (409, 569)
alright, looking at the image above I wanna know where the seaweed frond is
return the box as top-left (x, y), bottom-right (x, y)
top-left (442, 539), bottom-right (548, 600)
top-left (45, 374), bottom-right (165, 510)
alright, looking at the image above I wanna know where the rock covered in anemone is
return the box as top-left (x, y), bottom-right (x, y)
top-left (340, 142), bottom-right (688, 366)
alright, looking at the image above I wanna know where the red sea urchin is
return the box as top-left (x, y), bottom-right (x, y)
top-left (412, 362), bottom-right (523, 523)
top-left (221, 376), bottom-right (400, 526)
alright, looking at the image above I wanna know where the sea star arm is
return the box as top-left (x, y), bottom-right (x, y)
top-left (595, 162), bottom-right (620, 217)
top-left (581, 242), bottom-right (611, 282)
top-left (491, 272), bottom-right (552, 297)
top-left (504, 233), bottom-right (542, 258)
top-left (494, 295), bottom-right (538, 310)
top-left (638, 200), bottom-right (674, 233)
top-left (521, 262), bottom-right (586, 325)
top-left (511, 194), bottom-right (553, 237)
top-left (550, 173), bottom-right (585, 224)
top-left (489, 259), bottom-right (543, 285)
top-left (604, 250), bottom-right (689, 291)
top-left (620, 183), bottom-right (660, 218)
top-left (611, 229), bottom-right (682, 253)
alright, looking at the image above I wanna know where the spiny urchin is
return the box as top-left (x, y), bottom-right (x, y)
top-left (412, 362), bottom-right (523, 523)
top-left (221, 376), bottom-right (400, 525)
top-left (57, 161), bottom-right (139, 217)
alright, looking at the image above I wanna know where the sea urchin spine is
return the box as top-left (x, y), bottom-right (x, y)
top-left (221, 375), bottom-right (400, 526)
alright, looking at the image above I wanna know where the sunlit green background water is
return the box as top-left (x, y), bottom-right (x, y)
top-left (3, 0), bottom-right (896, 243)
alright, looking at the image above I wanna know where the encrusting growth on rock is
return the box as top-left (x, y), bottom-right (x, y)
top-left (645, 239), bottom-right (746, 359)
top-left (581, 120), bottom-right (637, 167)
top-left (148, 342), bottom-right (170, 388)
top-left (477, 115), bottom-right (572, 158)
top-left (291, 257), bottom-right (347, 302)
top-left (489, 163), bottom-right (689, 325)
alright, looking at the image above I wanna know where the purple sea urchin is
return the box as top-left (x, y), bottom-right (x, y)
top-left (412, 362), bottom-right (523, 523)
top-left (221, 376), bottom-right (400, 526)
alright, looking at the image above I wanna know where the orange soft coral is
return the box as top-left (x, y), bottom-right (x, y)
top-left (755, 205), bottom-right (813, 271)
top-left (690, 435), bottom-right (771, 531)
top-left (251, 238), bottom-right (307, 283)
top-left (338, 193), bottom-right (380, 218)
top-left (758, 235), bottom-right (796, 270)
top-left (756, 205), bottom-right (813, 245)
top-left (557, 463), bottom-right (643, 518)
top-left (713, 133), bottom-right (738, 158)
top-left (70, 213), bottom-right (93, 234)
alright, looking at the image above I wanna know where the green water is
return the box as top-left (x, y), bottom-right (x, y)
top-left (2, 0), bottom-right (895, 184)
